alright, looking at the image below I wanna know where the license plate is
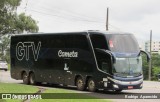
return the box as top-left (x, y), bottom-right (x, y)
top-left (128, 86), bottom-right (133, 89)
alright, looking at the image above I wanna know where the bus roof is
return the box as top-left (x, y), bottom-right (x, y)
top-left (11, 30), bottom-right (131, 37)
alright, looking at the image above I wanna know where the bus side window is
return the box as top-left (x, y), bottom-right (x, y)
top-left (90, 34), bottom-right (110, 73)
top-left (90, 34), bottom-right (108, 50)
top-left (65, 34), bottom-right (90, 51)
top-left (102, 62), bottom-right (109, 73)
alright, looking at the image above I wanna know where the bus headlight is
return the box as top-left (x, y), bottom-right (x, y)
top-left (103, 78), bottom-right (108, 81)
top-left (107, 77), bottom-right (121, 84)
top-left (113, 84), bottom-right (119, 89)
top-left (104, 82), bottom-right (107, 87)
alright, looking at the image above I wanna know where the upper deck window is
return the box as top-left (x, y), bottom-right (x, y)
top-left (90, 34), bottom-right (108, 50)
top-left (107, 34), bottom-right (139, 53)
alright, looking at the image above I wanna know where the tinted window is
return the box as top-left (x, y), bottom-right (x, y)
top-left (65, 34), bottom-right (90, 51)
top-left (43, 35), bottom-right (65, 48)
top-left (90, 34), bottom-right (108, 49)
top-left (107, 34), bottom-right (139, 53)
top-left (41, 34), bottom-right (89, 50)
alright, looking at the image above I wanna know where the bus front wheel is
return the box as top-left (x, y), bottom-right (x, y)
top-left (76, 77), bottom-right (85, 91)
top-left (22, 72), bottom-right (29, 84)
top-left (88, 78), bottom-right (96, 92)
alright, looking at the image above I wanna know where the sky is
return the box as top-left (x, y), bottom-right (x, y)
top-left (17, 0), bottom-right (160, 43)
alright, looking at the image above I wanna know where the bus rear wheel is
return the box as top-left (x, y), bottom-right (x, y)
top-left (76, 77), bottom-right (85, 91)
top-left (88, 78), bottom-right (96, 92)
top-left (22, 72), bottom-right (29, 84)
top-left (29, 73), bottom-right (36, 85)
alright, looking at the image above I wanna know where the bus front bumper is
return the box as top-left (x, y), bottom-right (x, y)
top-left (100, 77), bottom-right (143, 90)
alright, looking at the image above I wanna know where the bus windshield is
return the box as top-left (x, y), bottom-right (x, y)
top-left (105, 34), bottom-right (142, 77)
top-left (107, 34), bottom-right (139, 54)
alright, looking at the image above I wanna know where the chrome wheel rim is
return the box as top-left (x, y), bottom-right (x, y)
top-left (89, 80), bottom-right (95, 90)
top-left (77, 79), bottom-right (83, 88)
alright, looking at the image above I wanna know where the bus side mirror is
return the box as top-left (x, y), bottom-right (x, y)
top-left (105, 50), bottom-right (116, 64)
top-left (139, 50), bottom-right (150, 62)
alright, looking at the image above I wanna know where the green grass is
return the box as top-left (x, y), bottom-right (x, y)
top-left (0, 83), bottom-right (111, 102)
top-left (32, 99), bottom-right (109, 102)
top-left (0, 83), bottom-right (39, 102)
top-left (7, 64), bottom-right (10, 71)
top-left (32, 88), bottom-right (111, 102)
top-left (0, 83), bottom-right (38, 93)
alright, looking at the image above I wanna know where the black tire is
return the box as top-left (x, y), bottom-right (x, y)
top-left (88, 78), bottom-right (96, 92)
top-left (22, 72), bottom-right (29, 84)
top-left (76, 77), bottom-right (85, 91)
top-left (115, 89), bottom-right (122, 92)
top-left (29, 73), bottom-right (36, 85)
top-left (4, 69), bottom-right (7, 71)
top-left (36, 82), bottom-right (41, 85)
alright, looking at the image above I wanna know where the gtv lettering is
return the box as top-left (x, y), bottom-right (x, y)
top-left (16, 42), bottom-right (41, 61)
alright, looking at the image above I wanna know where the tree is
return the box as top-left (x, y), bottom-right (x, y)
top-left (152, 67), bottom-right (160, 80)
top-left (0, 0), bottom-right (21, 35)
top-left (142, 54), bottom-right (149, 80)
top-left (14, 13), bottom-right (39, 33)
top-left (0, 0), bottom-right (39, 62)
top-left (151, 54), bottom-right (160, 80)
top-left (142, 53), bottom-right (160, 81)
top-left (0, 0), bottom-right (39, 35)
top-left (0, 35), bottom-right (10, 62)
